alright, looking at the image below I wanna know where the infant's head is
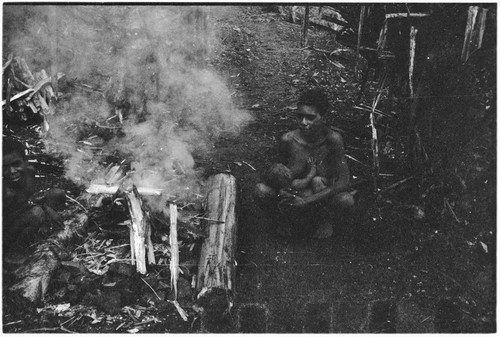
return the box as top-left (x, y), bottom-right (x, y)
top-left (265, 163), bottom-right (292, 190)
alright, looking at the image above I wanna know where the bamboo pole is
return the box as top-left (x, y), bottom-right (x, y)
top-left (301, 6), bottom-right (310, 48)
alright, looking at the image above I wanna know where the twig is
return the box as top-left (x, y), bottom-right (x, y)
top-left (96, 123), bottom-right (122, 129)
top-left (115, 321), bottom-right (127, 331)
top-left (66, 195), bottom-right (88, 212)
top-left (345, 154), bottom-right (370, 168)
top-left (133, 318), bottom-right (157, 326)
top-left (65, 314), bottom-right (82, 328)
top-left (13, 74), bottom-right (31, 88)
top-left (21, 326), bottom-right (76, 333)
top-left (444, 198), bottom-right (460, 223)
top-left (307, 46), bottom-right (336, 56)
top-left (3, 320), bottom-right (22, 326)
top-left (353, 105), bottom-right (394, 118)
top-left (141, 277), bottom-right (162, 301)
top-left (169, 299), bottom-right (189, 322)
top-left (61, 315), bottom-right (77, 326)
top-left (242, 161), bottom-right (256, 171)
top-left (377, 176), bottom-right (415, 196)
top-left (192, 216), bottom-right (225, 224)
top-left (2, 53), bottom-right (13, 72)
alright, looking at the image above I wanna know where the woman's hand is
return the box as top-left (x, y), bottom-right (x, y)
top-left (278, 194), bottom-right (308, 208)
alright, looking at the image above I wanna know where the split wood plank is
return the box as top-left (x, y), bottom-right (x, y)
top-left (196, 173), bottom-right (237, 301)
top-left (125, 186), bottom-right (154, 274)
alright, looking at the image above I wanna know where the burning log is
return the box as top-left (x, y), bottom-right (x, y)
top-left (196, 173), bottom-right (237, 324)
top-left (125, 185), bottom-right (155, 274)
top-left (9, 210), bottom-right (89, 303)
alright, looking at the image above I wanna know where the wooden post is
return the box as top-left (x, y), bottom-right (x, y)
top-left (196, 174), bottom-right (237, 320)
top-left (49, 5), bottom-right (59, 95)
top-left (125, 185), bottom-right (154, 274)
top-left (355, 6), bottom-right (366, 79)
top-left (166, 203), bottom-right (189, 321)
top-left (408, 26), bottom-right (418, 97)
top-left (169, 203), bottom-right (180, 299)
top-left (461, 6), bottom-right (488, 63)
top-left (301, 6), bottom-right (310, 48)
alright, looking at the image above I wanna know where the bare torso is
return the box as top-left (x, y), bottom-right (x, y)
top-left (282, 129), bottom-right (336, 181)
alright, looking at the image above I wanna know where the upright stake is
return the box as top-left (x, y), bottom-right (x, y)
top-left (125, 185), bottom-right (152, 274)
top-left (370, 71), bottom-right (387, 193)
top-left (169, 202), bottom-right (179, 300)
top-left (301, 6), bottom-right (310, 48)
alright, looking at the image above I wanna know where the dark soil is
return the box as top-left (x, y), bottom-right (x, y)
top-left (3, 5), bottom-right (495, 333)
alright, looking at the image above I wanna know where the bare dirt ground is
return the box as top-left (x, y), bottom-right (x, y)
top-left (204, 6), bottom-right (495, 333)
top-left (3, 5), bottom-right (495, 333)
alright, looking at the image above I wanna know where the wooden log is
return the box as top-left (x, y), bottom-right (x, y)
top-left (385, 12), bottom-right (430, 19)
top-left (196, 174), bottom-right (237, 310)
top-left (27, 76), bottom-right (52, 101)
top-left (86, 184), bottom-right (163, 196)
top-left (9, 210), bottom-right (88, 303)
top-left (125, 185), bottom-right (154, 274)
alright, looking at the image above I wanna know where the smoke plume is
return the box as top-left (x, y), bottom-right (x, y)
top-left (4, 5), bottom-right (251, 206)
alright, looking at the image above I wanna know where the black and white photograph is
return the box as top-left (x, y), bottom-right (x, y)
top-left (2, 3), bottom-right (496, 333)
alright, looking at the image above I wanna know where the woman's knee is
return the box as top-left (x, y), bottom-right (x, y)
top-left (20, 206), bottom-right (47, 228)
top-left (254, 183), bottom-right (276, 200)
top-left (334, 191), bottom-right (355, 209)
